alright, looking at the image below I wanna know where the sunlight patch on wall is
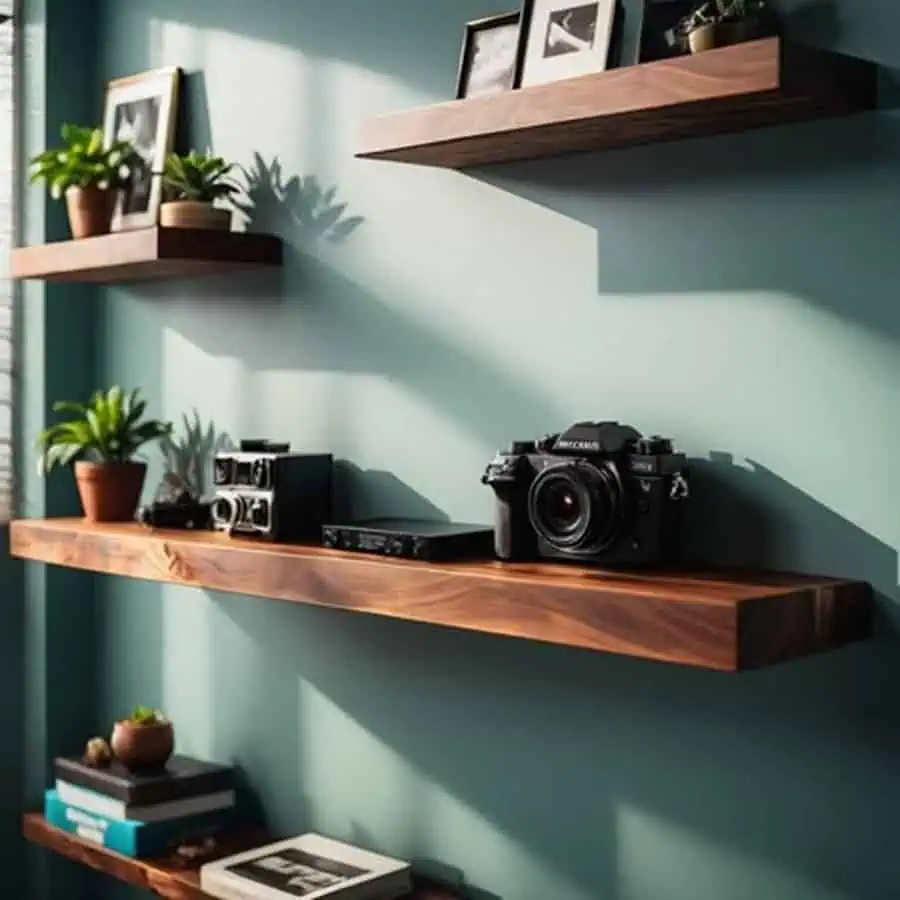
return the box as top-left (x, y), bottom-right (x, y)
top-left (616, 804), bottom-right (845, 900)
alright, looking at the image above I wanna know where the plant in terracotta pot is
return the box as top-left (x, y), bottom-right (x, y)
top-left (36, 386), bottom-right (173, 522)
top-left (160, 150), bottom-right (240, 231)
top-left (111, 706), bottom-right (174, 773)
top-left (29, 124), bottom-right (137, 239)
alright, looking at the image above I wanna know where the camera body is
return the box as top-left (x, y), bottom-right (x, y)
top-left (482, 421), bottom-right (689, 567)
top-left (211, 440), bottom-right (333, 541)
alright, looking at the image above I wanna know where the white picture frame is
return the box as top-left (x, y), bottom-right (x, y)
top-left (102, 67), bottom-right (181, 232)
top-left (517, 0), bottom-right (616, 88)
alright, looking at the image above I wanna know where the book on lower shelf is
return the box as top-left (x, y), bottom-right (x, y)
top-left (201, 834), bottom-right (412, 900)
top-left (54, 754), bottom-right (235, 806)
top-left (43, 789), bottom-right (240, 858)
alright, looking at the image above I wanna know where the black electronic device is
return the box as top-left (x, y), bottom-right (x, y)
top-left (211, 439), bottom-right (332, 541)
top-left (481, 421), bottom-right (689, 567)
top-left (137, 497), bottom-right (211, 530)
top-left (321, 518), bottom-right (494, 562)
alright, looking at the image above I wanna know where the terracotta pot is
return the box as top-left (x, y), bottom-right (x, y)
top-left (65, 186), bottom-right (119, 239)
top-left (74, 460), bottom-right (147, 523)
top-left (160, 200), bottom-right (231, 231)
top-left (111, 720), bottom-right (174, 773)
top-left (688, 22), bottom-right (720, 53)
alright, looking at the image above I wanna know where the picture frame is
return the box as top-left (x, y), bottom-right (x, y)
top-left (102, 67), bottom-right (181, 232)
top-left (456, 11), bottom-right (521, 100)
top-left (515, 0), bottom-right (618, 88)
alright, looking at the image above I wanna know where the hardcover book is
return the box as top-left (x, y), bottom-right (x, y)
top-left (56, 779), bottom-right (236, 822)
top-left (44, 789), bottom-right (238, 859)
top-left (201, 834), bottom-right (412, 900)
top-left (54, 754), bottom-right (234, 806)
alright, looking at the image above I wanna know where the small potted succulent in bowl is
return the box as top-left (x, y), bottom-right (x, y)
top-left (680, 0), bottom-right (773, 54)
top-left (160, 150), bottom-right (240, 231)
top-left (29, 124), bottom-right (137, 239)
top-left (111, 706), bottom-right (174, 773)
top-left (36, 386), bottom-right (172, 522)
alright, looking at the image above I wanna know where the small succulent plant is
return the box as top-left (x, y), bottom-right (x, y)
top-left (163, 150), bottom-right (240, 203)
top-left (129, 706), bottom-right (167, 726)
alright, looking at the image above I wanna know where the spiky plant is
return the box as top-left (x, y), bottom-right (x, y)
top-left (163, 150), bottom-right (240, 203)
top-left (157, 409), bottom-right (231, 499)
top-left (36, 387), bottom-right (172, 475)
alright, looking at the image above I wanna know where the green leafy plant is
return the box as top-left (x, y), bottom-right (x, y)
top-left (36, 386), bottom-right (173, 475)
top-left (29, 123), bottom-right (136, 200)
top-left (129, 705), bottom-right (167, 726)
top-left (163, 150), bottom-right (240, 203)
top-left (679, 0), bottom-right (770, 33)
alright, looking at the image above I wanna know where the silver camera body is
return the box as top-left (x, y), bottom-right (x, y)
top-left (211, 440), bottom-right (332, 542)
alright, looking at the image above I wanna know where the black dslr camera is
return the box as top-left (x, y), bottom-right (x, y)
top-left (481, 421), bottom-right (689, 567)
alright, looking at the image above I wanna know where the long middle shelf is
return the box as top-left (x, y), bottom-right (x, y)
top-left (10, 518), bottom-right (872, 671)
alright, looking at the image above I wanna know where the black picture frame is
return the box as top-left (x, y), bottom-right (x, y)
top-left (513, 0), bottom-right (627, 89)
top-left (456, 11), bottom-right (522, 100)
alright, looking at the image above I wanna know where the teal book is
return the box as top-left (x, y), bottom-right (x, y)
top-left (44, 789), bottom-right (238, 858)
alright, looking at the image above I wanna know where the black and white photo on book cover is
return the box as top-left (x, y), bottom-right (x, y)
top-left (226, 848), bottom-right (370, 897)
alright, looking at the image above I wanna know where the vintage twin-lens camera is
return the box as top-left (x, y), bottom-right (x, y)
top-left (481, 421), bottom-right (689, 567)
top-left (211, 440), bottom-right (333, 541)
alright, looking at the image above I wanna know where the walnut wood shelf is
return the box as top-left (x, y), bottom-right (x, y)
top-left (10, 518), bottom-right (872, 671)
top-left (23, 815), bottom-right (457, 900)
top-left (11, 227), bottom-right (283, 283)
top-left (357, 38), bottom-right (877, 168)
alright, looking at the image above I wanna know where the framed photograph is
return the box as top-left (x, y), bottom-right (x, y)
top-left (515, 0), bottom-right (617, 88)
top-left (456, 11), bottom-right (521, 99)
top-left (637, 0), bottom-right (694, 62)
top-left (103, 67), bottom-right (181, 231)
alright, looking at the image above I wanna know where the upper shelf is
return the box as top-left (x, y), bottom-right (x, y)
top-left (356, 38), bottom-right (878, 168)
top-left (10, 227), bottom-right (283, 284)
top-left (10, 518), bottom-right (872, 672)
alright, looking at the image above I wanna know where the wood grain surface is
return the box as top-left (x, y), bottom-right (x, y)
top-left (11, 227), bottom-right (283, 283)
top-left (357, 38), bottom-right (877, 167)
top-left (23, 815), bottom-right (459, 900)
top-left (10, 518), bottom-right (872, 671)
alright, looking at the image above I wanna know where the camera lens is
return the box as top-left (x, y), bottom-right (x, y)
top-left (539, 482), bottom-right (583, 536)
top-left (528, 461), bottom-right (622, 553)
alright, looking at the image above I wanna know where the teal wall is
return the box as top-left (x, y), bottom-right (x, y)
top-left (17, 0), bottom-right (102, 896)
top-left (87, 1), bottom-right (900, 899)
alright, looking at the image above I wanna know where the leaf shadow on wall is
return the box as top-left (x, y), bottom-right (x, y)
top-left (203, 459), bottom-right (900, 900)
top-left (151, 156), bottom-right (560, 452)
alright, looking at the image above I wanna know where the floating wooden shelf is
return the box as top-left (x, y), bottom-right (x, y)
top-left (10, 518), bottom-right (872, 671)
top-left (23, 815), bottom-right (457, 900)
top-left (357, 38), bottom-right (877, 168)
top-left (10, 227), bottom-right (283, 283)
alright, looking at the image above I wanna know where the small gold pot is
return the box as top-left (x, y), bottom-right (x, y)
top-left (688, 22), bottom-right (720, 54)
top-left (160, 200), bottom-right (231, 231)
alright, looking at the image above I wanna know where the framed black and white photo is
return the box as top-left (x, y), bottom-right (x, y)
top-left (103, 67), bottom-right (181, 231)
top-left (456, 11), bottom-right (521, 99)
top-left (516, 0), bottom-right (617, 87)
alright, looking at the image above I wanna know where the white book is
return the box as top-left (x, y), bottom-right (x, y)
top-left (56, 780), bottom-right (236, 823)
top-left (201, 833), bottom-right (412, 900)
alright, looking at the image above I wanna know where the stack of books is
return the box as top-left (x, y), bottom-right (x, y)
top-left (46, 753), bottom-right (239, 858)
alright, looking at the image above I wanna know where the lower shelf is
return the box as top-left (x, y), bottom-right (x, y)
top-left (23, 814), bottom-right (458, 900)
